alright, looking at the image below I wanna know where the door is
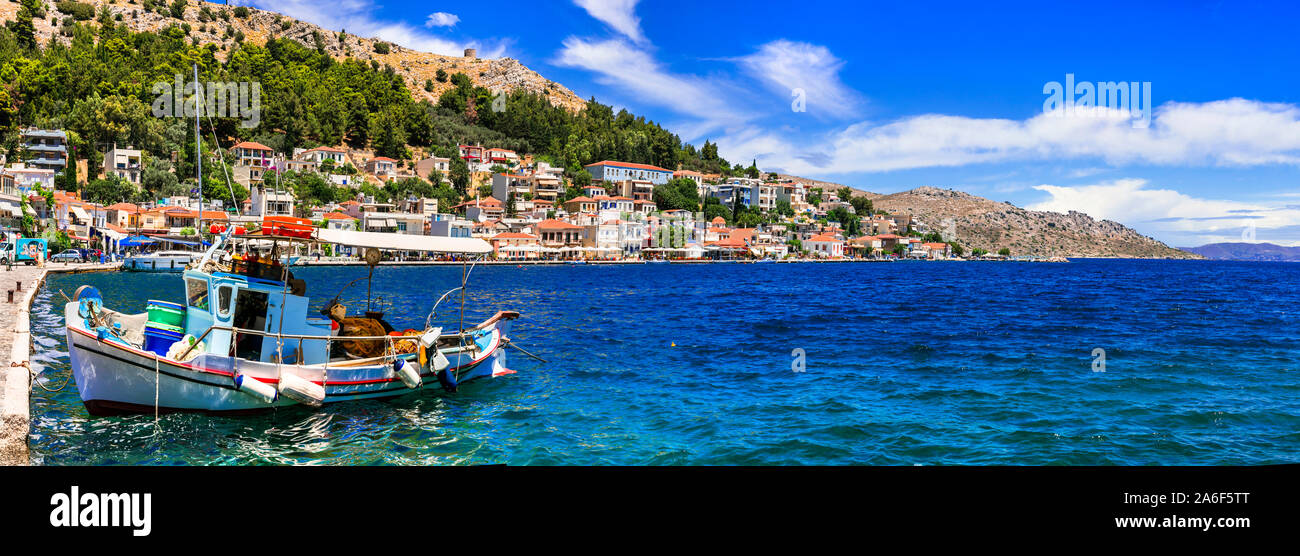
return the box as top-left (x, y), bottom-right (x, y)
top-left (231, 289), bottom-right (269, 361)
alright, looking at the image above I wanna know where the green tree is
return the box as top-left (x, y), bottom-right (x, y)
top-left (369, 106), bottom-right (409, 159)
top-left (849, 195), bottom-right (872, 215)
top-left (82, 176), bottom-right (138, 205)
top-left (142, 160), bottom-right (181, 197)
top-left (12, 0), bottom-right (38, 50)
top-left (652, 178), bottom-right (701, 211)
top-left (448, 155), bottom-right (470, 195)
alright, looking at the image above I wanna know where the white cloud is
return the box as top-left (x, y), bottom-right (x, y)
top-left (573, 0), bottom-right (646, 44)
top-left (733, 40), bottom-right (862, 119)
top-left (425, 12), bottom-right (460, 28)
top-left (243, 1), bottom-right (505, 57)
top-left (553, 37), bottom-right (750, 134)
top-left (1027, 178), bottom-right (1300, 246)
top-left (717, 99), bottom-right (1300, 176)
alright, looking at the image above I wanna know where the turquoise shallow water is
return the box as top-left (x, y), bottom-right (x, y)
top-left (25, 260), bottom-right (1300, 465)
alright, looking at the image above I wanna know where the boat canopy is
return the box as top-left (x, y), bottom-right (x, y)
top-left (120, 235), bottom-right (158, 247)
top-left (313, 228), bottom-right (492, 254)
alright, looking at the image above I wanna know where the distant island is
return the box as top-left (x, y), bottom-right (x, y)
top-left (1179, 242), bottom-right (1300, 261)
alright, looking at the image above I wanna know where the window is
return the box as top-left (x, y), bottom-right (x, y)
top-left (216, 285), bottom-right (233, 317)
top-left (186, 278), bottom-right (210, 311)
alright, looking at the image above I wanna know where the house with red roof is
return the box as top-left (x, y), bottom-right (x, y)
top-left (562, 196), bottom-right (598, 214)
top-left (805, 234), bottom-right (845, 258)
top-left (536, 219), bottom-right (585, 248)
top-left (453, 197), bottom-right (504, 221)
top-left (920, 242), bottom-right (952, 259)
top-left (231, 141), bottom-right (274, 167)
top-left (365, 156), bottom-right (397, 181)
top-left (490, 231), bottom-right (540, 260)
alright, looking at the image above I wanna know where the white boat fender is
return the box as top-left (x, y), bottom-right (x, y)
top-left (277, 372), bottom-right (326, 407)
top-left (430, 348), bottom-right (450, 372)
top-left (394, 359), bottom-right (422, 389)
top-left (419, 327), bottom-right (442, 349)
top-left (233, 373), bottom-right (278, 404)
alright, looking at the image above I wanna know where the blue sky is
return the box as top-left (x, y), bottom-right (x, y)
top-left (234, 0), bottom-right (1300, 247)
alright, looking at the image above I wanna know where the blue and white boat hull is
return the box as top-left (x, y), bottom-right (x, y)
top-left (64, 302), bottom-right (516, 415)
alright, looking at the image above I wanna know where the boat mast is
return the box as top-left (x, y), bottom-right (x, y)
top-left (194, 63), bottom-right (203, 243)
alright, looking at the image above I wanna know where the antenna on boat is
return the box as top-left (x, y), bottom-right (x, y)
top-left (194, 62), bottom-right (244, 265)
top-left (194, 63), bottom-right (203, 244)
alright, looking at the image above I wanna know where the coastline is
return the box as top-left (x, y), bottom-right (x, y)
top-left (293, 257), bottom-right (1072, 267)
top-left (0, 262), bottom-right (119, 466)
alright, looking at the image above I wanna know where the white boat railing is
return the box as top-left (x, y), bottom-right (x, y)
top-left (174, 323), bottom-right (482, 363)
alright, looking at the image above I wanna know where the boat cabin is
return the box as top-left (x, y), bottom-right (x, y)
top-left (181, 269), bottom-right (333, 365)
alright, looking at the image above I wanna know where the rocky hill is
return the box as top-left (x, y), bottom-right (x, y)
top-left (872, 186), bottom-right (1197, 259)
top-left (1180, 242), bottom-right (1300, 261)
top-left (0, 0), bottom-right (587, 111)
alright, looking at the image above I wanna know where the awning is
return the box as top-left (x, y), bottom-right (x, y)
top-left (1, 205), bottom-right (20, 217)
top-left (70, 205), bottom-right (90, 220)
top-left (99, 227), bottom-right (127, 241)
top-left (313, 228), bottom-right (492, 254)
top-left (119, 235), bottom-right (157, 247)
top-left (162, 238), bottom-right (204, 247)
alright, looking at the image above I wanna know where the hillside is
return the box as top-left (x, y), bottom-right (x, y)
top-left (872, 187), bottom-right (1198, 259)
top-left (0, 0), bottom-right (586, 111)
top-left (775, 174), bottom-right (873, 197)
top-left (1180, 242), bottom-right (1300, 261)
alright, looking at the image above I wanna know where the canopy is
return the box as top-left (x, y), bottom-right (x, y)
top-left (314, 228), bottom-right (491, 254)
top-left (119, 235), bottom-right (157, 247)
top-left (161, 238), bottom-right (210, 247)
top-left (99, 227), bottom-right (127, 241)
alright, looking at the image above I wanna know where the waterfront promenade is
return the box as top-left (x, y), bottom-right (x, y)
top-left (0, 262), bottom-right (119, 466)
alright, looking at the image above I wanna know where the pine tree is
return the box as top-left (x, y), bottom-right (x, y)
top-left (13, 0), bottom-right (37, 50)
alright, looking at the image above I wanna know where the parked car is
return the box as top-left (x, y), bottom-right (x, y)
top-left (50, 250), bottom-right (86, 262)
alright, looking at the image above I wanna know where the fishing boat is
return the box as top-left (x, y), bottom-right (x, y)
top-left (122, 250), bottom-right (201, 272)
top-left (64, 228), bottom-right (519, 415)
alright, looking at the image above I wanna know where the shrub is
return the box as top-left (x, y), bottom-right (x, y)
top-left (372, 41), bottom-right (390, 54)
top-left (233, 6), bottom-right (249, 18)
top-left (56, 1), bottom-right (95, 21)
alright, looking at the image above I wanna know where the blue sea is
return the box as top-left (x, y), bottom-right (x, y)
top-left (26, 260), bottom-right (1300, 465)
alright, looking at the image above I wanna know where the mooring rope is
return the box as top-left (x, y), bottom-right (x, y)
top-left (504, 340), bottom-right (548, 363)
top-left (20, 360), bottom-right (72, 392)
top-left (153, 353), bottom-right (160, 429)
